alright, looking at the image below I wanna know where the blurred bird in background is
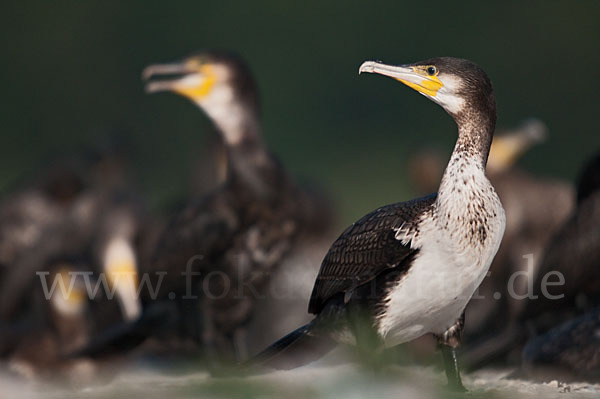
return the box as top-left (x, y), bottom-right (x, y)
top-left (4, 260), bottom-right (113, 383)
top-left (463, 150), bottom-right (600, 373)
top-left (76, 51), bottom-right (336, 365)
top-left (0, 140), bottom-right (150, 379)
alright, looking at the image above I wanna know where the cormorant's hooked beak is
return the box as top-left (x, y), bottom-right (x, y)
top-left (142, 61), bottom-right (216, 100)
top-left (359, 61), bottom-right (443, 97)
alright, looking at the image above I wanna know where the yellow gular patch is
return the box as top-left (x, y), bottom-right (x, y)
top-left (107, 261), bottom-right (139, 290)
top-left (67, 288), bottom-right (85, 305)
top-left (53, 269), bottom-right (85, 310)
top-left (174, 64), bottom-right (216, 99)
top-left (398, 75), bottom-right (443, 97)
top-left (395, 66), bottom-right (443, 97)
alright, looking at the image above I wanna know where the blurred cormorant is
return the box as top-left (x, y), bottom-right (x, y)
top-left (140, 51), bottom-right (333, 361)
top-left (464, 150), bottom-right (600, 370)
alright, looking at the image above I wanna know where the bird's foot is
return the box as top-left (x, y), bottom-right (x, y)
top-left (446, 379), bottom-right (468, 393)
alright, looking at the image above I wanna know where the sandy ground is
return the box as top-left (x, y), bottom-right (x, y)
top-left (3, 354), bottom-right (599, 399)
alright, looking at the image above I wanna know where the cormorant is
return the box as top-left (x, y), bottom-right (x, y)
top-left (464, 120), bottom-right (574, 342)
top-left (0, 144), bottom-right (146, 350)
top-left (0, 160), bottom-right (85, 288)
top-left (4, 262), bottom-right (90, 379)
top-left (2, 260), bottom-right (121, 382)
top-left (520, 150), bottom-right (600, 327)
top-left (463, 150), bottom-right (599, 370)
top-left (406, 120), bottom-right (574, 347)
top-left (248, 57), bottom-right (505, 391)
top-left (139, 51), bottom-right (331, 361)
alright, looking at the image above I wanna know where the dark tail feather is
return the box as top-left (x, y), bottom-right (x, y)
top-left (66, 318), bottom-right (148, 359)
top-left (65, 302), bottom-right (174, 359)
top-left (244, 322), bottom-right (336, 371)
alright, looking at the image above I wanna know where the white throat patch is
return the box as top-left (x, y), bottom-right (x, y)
top-left (435, 75), bottom-right (466, 115)
top-left (197, 85), bottom-right (246, 145)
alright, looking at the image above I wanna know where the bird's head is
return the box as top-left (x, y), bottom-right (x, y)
top-left (49, 266), bottom-right (87, 317)
top-left (142, 51), bottom-right (260, 145)
top-left (359, 57), bottom-right (495, 125)
top-left (487, 118), bottom-right (548, 173)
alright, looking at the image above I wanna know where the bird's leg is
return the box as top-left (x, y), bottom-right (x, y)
top-left (233, 327), bottom-right (249, 361)
top-left (202, 301), bottom-right (222, 365)
top-left (177, 296), bottom-right (202, 343)
top-left (436, 312), bottom-right (467, 392)
top-left (347, 304), bottom-right (385, 371)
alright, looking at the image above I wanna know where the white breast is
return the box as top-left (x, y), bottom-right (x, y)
top-left (377, 157), bottom-right (506, 347)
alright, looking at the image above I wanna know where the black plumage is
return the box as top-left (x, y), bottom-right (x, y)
top-left (308, 194), bottom-right (437, 315)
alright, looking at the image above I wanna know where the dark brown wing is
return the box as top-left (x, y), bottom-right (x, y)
top-left (144, 189), bottom-right (239, 300)
top-left (308, 194), bottom-right (437, 314)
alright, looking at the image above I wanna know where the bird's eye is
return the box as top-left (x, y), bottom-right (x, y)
top-left (427, 66), bottom-right (437, 76)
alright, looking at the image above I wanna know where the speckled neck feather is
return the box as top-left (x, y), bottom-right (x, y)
top-left (453, 106), bottom-right (496, 168)
top-left (436, 84), bottom-right (499, 248)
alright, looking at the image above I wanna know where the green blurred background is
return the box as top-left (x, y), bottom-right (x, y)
top-left (1, 0), bottom-right (599, 224)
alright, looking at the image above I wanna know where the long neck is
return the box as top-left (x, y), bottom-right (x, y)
top-left (435, 113), bottom-right (502, 250)
top-left (227, 140), bottom-right (288, 201)
top-left (196, 83), bottom-right (262, 148)
top-left (208, 101), bottom-right (262, 148)
top-left (453, 110), bottom-right (495, 169)
top-left (439, 110), bottom-right (496, 200)
top-left (196, 92), bottom-right (286, 198)
top-left (205, 101), bottom-right (286, 200)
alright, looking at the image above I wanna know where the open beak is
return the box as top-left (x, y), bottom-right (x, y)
top-left (142, 61), bottom-right (215, 100)
top-left (142, 62), bottom-right (200, 94)
top-left (359, 61), bottom-right (442, 97)
top-left (142, 62), bottom-right (191, 80)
